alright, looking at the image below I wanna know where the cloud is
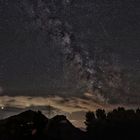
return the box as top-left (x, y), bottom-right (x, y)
top-left (0, 95), bottom-right (115, 113)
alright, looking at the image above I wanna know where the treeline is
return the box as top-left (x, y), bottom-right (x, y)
top-left (85, 107), bottom-right (140, 140)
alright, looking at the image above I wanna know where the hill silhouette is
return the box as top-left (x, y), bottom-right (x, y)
top-left (0, 110), bottom-right (85, 140)
top-left (0, 108), bottom-right (140, 140)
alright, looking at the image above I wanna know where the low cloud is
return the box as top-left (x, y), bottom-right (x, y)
top-left (0, 95), bottom-right (111, 113)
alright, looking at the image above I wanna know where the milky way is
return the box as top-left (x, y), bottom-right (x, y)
top-left (0, 0), bottom-right (140, 124)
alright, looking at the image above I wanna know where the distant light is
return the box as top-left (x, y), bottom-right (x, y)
top-left (1, 106), bottom-right (4, 110)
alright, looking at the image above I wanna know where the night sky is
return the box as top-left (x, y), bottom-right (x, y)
top-left (0, 0), bottom-right (140, 127)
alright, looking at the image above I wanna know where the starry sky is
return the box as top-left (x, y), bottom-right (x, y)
top-left (0, 0), bottom-right (140, 127)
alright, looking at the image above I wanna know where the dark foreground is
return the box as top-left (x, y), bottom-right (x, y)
top-left (0, 108), bottom-right (140, 140)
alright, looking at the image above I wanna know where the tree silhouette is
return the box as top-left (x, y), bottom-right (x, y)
top-left (96, 109), bottom-right (106, 120)
top-left (85, 107), bottom-right (140, 140)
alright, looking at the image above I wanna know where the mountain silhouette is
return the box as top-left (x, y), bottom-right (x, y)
top-left (0, 110), bottom-right (85, 140)
top-left (45, 115), bottom-right (85, 140)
